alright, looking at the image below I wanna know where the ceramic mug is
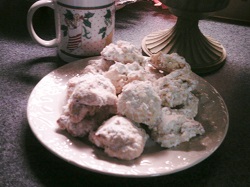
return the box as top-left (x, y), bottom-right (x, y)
top-left (27, 0), bottom-right (115, 62)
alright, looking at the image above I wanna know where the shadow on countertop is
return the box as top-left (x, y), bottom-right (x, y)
top-left (0, 0), bottom-right (173, 40)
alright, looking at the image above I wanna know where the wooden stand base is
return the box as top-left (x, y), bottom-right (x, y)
top-left (142, 14), bottom-right (226, 74)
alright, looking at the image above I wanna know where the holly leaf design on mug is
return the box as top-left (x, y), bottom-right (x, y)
top-left (83, 12), bottom-right (95, 28)
top-left (83, 20), bottom-right (91, 28)
top-left (61, 25), bottom-right (68, 36)
top-left (99, 27), bottom-right (107, 39)
top-left (85, 12), bottom-right (95, 19)
top-left (64, 9), bottom-right (74, 21)
top-left (104, 9), bottom-right (112, 26)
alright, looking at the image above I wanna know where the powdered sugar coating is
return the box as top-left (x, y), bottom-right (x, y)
top-left (70, 73), bottom-right (117, 106)
top-left (104, 61), bottom-right (146, 94)
top-left (101, 40), bottom-right (145, 65)
top-left (117, 80), bottom-right (162, 127)
top-left (151, 112), bottom-right (205, 148)
top-left (56, 41), bottom-right (206, 160)
top-left (57, 115), bottom-right (98, 137)
top-left (165, 93), bottom-right (199, 119)
top-left (57, 73), bottom-right (117, 137)
top-left (154, 69), bottom-right (198, 108)
top-left (144, 62), bottom-right (165, 82)
top-left (81, 58), bottom-right (114, 75)
top-left (150, 52), bottom-right (191, 74)
top-left (89, 115), bottom-right (149, 160)
top-left (57, 105), bottom-right (116, 137)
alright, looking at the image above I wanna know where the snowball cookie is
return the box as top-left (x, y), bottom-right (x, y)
top-left (57, 115), bottom-right (98, 137)
top-left (149, 52), bottom-right (191, 74)
top-left (104, 61), bottom-right (146, 94)
top-left (81, 58), bottom-right (114, 75)
top-left (69, 73), bottom-right (117, 106)
top-left (151, 112), bottom-right (205, 148)
top-left (57, 105), bottom-right (116, 137)
top-left (65, 73), bottom-right (117, 123)
top-left (144, 63), bottom-right (165, 82)
top-left (89, 115), bottom-right (149, 160)
top-left (66, 70), bottom-right (116, 99)
top-left (101, 40), bottom-right (145, 65)
top-left (164, 93), bottom-right (199, 119)
top-left (117, 80), bottom-right (162, 127)
top-left (154, 69), bottom-right (198, 108)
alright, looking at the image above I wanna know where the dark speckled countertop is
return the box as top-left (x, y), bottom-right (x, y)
top-left (1, 1), bottom-right (250, 186)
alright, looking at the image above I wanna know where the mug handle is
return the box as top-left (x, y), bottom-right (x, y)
top-left (27, 0), bottom-right (57, 47)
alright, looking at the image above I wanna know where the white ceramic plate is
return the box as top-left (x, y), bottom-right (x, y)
top-left (27, 57), bottom-right (229, 177)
